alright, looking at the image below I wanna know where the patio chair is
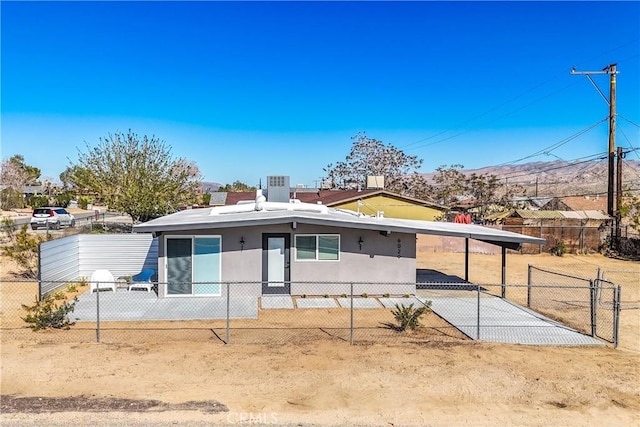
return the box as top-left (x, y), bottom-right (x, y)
top-left (89, 269), bottom-right (116, 293)
top-left (128, 268), bottom-right (156, 292)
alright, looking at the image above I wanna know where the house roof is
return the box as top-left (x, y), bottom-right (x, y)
top-left (510, 209), bottom-right (611, 220)
top-left (556, 196), bottom-right (607, 212)
top-left (134, 197), bottom-right (545, 249)
top-left (219, 189), bottom-right (446, 210)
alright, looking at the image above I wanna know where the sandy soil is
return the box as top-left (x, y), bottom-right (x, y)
top-left (1, 252), bottom-right (639, 426)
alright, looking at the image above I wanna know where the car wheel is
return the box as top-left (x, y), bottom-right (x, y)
top-left (31, 225), bottom-right (37, 230)
top-left (70, 219), bottom-right (76, 227)
top-left (53, 221), bottom-right (60, 230)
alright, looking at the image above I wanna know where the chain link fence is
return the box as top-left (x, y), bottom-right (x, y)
top-left (0, 278), bottom-right (619, 347)
top-left (527, 265), bottom-right (621, 345)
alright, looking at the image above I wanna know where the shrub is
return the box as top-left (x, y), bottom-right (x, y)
top-left (21, 295), bottom-right (77, 331)
top-left (66, 283), bottom-right (78, 293)
top-left (391, 302), bottom-right (431, 332)
top-left (1, 217), bottom-right (17, 240)
top-left (53, 192), bottom-right (73, 208)
top-left (29, 195), bottom-right (49, 209)
top-left (78, 196), bottom-right (89, 210)
top-left (78, 277), bottom-right (88, 287)
top-left (340, 293), bottom-right (347, 298)
top-left (52, 290), bottom-right (66, 300)
top-left (1, 225), bottom-right (50, 278)
top-left (323, 293), bottom-right (330, 298)
top-left (361, 293), bottom-right (368, 298)
top-left (383, 293), bottom-right (390, 298)
top-left (550, 240), bottom-right (567, 257)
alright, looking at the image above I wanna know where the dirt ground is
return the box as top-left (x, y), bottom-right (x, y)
top-left (1, 252), bottom-right (639, 426)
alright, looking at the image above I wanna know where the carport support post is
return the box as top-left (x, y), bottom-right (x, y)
top-left (464, 239), bottom-right (469, 282)
top-left (96, 284), bottom-right (101, 343)
top-left (501, 246), bottom-right (506, 298)
top-left (226, 282), bottom-right (230, 344)
top-left (350, 282), bottom-right (354, 345)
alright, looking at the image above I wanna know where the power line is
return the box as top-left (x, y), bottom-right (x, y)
top-left (495, 117), bottom-right (609, 166)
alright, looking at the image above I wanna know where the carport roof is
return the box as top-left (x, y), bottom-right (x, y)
top-left (134, 200), bottom-right (545, 249)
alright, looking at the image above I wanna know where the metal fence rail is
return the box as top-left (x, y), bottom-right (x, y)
top-left (0, 279), bottom-right (619, 347)
top-left (527, 265), bottom-right (621, 344)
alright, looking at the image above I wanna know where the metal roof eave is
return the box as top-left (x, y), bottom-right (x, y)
top-left (133, 212), bottom-right (545, 247)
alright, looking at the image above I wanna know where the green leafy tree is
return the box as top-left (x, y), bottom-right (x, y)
top-left (70, 130), bottom-right (202, 222)
top-left (619, 187), bottom-right (640, 233)
top-left (324, 132), bottom-right (426, 195)
top-left (464, 172), bottom-right (501, 218)
top-left (429, 164), bottom-right (467, 206)
top-left (217, 180), bottom-right (257, 192)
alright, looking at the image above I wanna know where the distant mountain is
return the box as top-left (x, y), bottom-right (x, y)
top-left (421, 159), bottom-right (640, 198)
top-left (201, 182), bottom-right (221, 193)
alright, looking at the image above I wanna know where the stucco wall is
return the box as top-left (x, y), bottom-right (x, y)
top-left (334, 195), bottom-right (443, 221)
top-left (156, 224), bottom-right (417, 296)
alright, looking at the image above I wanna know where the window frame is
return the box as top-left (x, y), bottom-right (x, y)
top-left (294, 234), bottom-right (340, 262)
top-left (164, 235), bottom-right (222, 297)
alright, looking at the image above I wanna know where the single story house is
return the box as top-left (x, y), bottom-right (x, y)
top-left (133, 190), bottom-right (545, 298)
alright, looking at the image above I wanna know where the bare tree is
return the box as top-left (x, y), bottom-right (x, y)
top-left (324, 132), bottom-right (425, 195)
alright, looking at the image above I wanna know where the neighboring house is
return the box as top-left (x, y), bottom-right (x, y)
top-left (490, 209), bottom-right (611, 253)
top-left (211, 174), bottom-right (446, 221)
top-left (133, 190), bottom-right (544, 298)
top-left (540, 195), bottom-right (607, 212)
top-left (217, 190), bottom-right (446, 220)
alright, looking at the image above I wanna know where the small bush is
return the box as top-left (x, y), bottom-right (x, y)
top-left (66, 283), bottom-right (78, 293)
top-left (52, 290), bottom-right (66, 300)
top-left (21, 295), bottom-right (77, 331)
top-left (78, 277), bottom-right (88, 287)
top-left (550, 240), bottom-right (567, 257)
top-left (29, 195), bottom-right (50, 209)
top-left (323, 293), bottom-right (330, 298)
top-left (391, 302), bottom-right (431, 332)
top-left (361, 293), bottom-right (368, 298)
top-left (340, 293), bottom-right (347, 298)
top-left (382, 293), bottom-right (390, 298)
top-left (403, 294), bottom-right (410, 298)
top-left (78, 196), bottom-right (89, 210)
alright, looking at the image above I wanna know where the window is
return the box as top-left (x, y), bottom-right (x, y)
top-left (166, 236), bottom-right (221, 296)
top-left (295, 234), bottom-right (339, 261)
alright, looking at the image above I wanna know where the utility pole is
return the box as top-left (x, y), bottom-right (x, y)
top-left (616, 146), bottom-right (624, 241)
top-left (570, 64), bottom-right (618, 217)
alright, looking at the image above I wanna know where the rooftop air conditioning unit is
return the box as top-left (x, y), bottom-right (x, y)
top-left (366, 176), bottom-right (384, 189)
top-left (267, 175), bottom-right (290, 203)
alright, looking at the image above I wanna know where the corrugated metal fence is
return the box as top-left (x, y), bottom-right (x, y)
top-left (39, 234), bottom-right (158, 298)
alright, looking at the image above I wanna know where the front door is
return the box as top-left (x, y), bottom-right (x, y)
top-left (262, 234), bottom-right (291, 294)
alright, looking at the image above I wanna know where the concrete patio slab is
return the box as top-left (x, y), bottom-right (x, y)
top-left (378, 297), bottom-right (425, 309)
top-left (261, 296), bottom-right (294, 309)
top-left (336, 297), bottom-right (382, 309)
top-left (295, 298), bottom-right (338, 308)
top-left (421, 294), bottom-right (603, 346)
top-left (73, 291), bottom-right (258, 321)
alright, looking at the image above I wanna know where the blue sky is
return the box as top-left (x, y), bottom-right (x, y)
top-left (2, 1), bottom-right (639, 187)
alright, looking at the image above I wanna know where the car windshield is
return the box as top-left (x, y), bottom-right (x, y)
top-left (34, 209), bottom-right (52, 215)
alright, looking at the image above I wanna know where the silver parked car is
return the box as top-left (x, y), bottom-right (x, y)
top-left (30, 207), bottom-right (76, 230)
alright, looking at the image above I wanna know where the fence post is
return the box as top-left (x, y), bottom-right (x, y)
top-left (350, 282), bottom-right (354, 345)
top-left (589, 279), bottom-right (596, 337)
top-left (613, 285), bottom-right (621, 349)
top-left (476, 284), bottom-right (480, 340)
top-left (226, 282), bottom-right (230, 344)
top-left (527, 265), bottom-right (532, 308)
top-left (96, 284), bottom-right (101, 343)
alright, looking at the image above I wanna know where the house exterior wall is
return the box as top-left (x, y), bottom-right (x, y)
top-left (156, 224), bottom-right (417, 297)
top-left (333, 195), bottom-right (444, 221)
